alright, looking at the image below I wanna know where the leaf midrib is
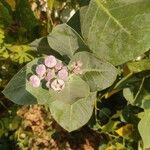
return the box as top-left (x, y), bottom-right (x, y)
top-left (95, 0), bottom-right (131, 35)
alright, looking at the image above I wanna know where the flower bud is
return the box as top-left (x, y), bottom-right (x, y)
top-left (58, 68), bottom-right (68, 80)
top-left (55, 61), bottom-right (63, 71)
top-left (36, 64), bottom-right (46, 77)
top-left (72, 61), bottom-right (83, 75)
top-left (73, 61), bottom-right (83, 69)
top-left (29, 75), bottom-right (40, 87)
top-left (44, 55), bottom-right (57, 68)
top-left (45, 69), bottom-right (55, 81)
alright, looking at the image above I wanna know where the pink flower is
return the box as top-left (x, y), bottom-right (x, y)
top-left (36, 64), bottom-right (46, 77)
top-left (29, 75), bottom-right (40, 87)
top-left (44, 55), bottom-right (57, 68)
top-left (73, 61), bottom-right (83, 69)
top-left (58, 68), bottom-right (68, 80)
top-left (51, 79), bottom-right (65, 91)
top-left (45, 69), bottom-right (55, 81)
top-left (55, 61), bottom-right (63, 71)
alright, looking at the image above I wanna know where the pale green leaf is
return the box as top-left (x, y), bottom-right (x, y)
top-left (69, 51), bottom-right (118, 92)
top-left (47, 24), bottom-right (87, 58)
top-left (2, 58), bottom-right (53, 105)
top-left (138, 110), bottom-right (150, 149)
top-left (49, 92), bottom-right (96, 132)
top-left (81, 0), bottom-right (150, 65)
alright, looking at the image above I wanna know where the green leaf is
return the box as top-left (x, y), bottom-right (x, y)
top-left (122, 105), bottom-right (141, 124)
top-left (6, 45), bottom-right (34, 63)
top-left (114, 70), bottom-right (150, 91)
top-left (138, 110), bottom-right (150, 149)
top-left (123, 77), bottom-right (150, 109)
top-left (30, 37), bottom-right (50, 53)
top-left (47, 24), bottom-right (87, 58)
top-left (69, 51), bottom-right (118, 92)
top-left (49, 92), bottom-right (96, 132)
top-left (0, 1), bottom-right (12, 26)
top-left (50, 74), bottom-right (90, 104)
top-left (81, 0), bottom-right (150, 65)
top-left (127, 59), bottom-right (150, 73)
top-left (15, 0), bottom-right (38, 30)
top-left (2, 58), bottom-right (53, 105)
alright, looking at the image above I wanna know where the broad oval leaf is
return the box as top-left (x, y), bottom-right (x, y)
top-left (2, 58), bottom-right (53, 105)
top-left (47, 24), bottom-right (87, 58)
top-left (69, 51), bottom-right (118, 92)
top-left (81, 0), bottom-right (150, 65)
top-left (49, 92), bottom-right (96, 132)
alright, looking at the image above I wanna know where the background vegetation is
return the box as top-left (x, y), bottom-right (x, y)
top-left (0, 0), bottom-right (150, 150)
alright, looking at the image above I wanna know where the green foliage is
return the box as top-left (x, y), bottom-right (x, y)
top-left (138, 110), bottom-right (150, 149)
top-left (123, 77), bottom-right (150, 109)
top-left (0, 105), bottom-right (21, 137)
top-left (47, 24), bottom-right (87, 58)
top-left (0, 28), bottom-right (5, 44)
top-left (15, 0), bottom-right (38, 31)
top-left (3, 20), bottom-right (119, 130)
top-left (80, 0), bottom-right (150, 65)
top-left (3, 58), bottom-right (50, 105)
top-left (127, 59), bottom-right (150, 73)
top-left (50, 74), bottom-right (90, 104)
top-left (1, 0), bottom-right (150, 149)
top-left (0, 1), bottom-right (12, 26)
top-left (69, 51), bottom-right (118, 92)
top-left (50, 92), bottom-right (96, 131)
top-left (0, 44), bottom-right (35, 63)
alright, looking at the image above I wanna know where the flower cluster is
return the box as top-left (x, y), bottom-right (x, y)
top-left (29, 55), bottom-right (68, 91)
top-left (29, 55), bottom-right (83, 92)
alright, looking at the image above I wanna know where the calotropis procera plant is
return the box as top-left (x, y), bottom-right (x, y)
top-left (3, 49), bottom-right (118, 131)
top-left (2, 1), bottom-right (150, 148)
